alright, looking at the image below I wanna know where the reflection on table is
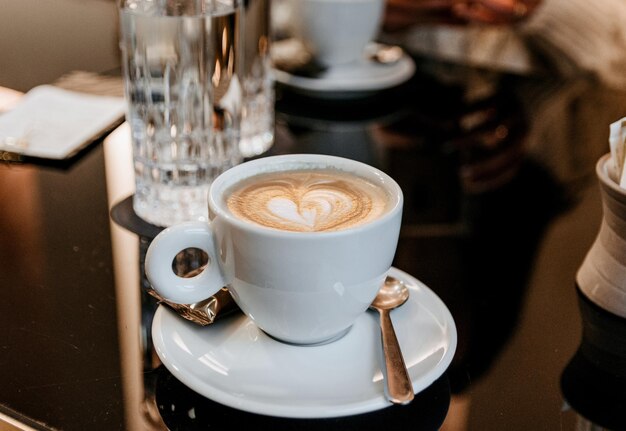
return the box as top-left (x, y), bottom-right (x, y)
top-left (2, 52), bottom-right (626, 430)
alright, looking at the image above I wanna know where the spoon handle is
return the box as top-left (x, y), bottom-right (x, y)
top-left (379, 309), bottom-right (414, 404)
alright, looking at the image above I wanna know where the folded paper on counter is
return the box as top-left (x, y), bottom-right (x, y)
top-left (0, 85), bottom-right (125, 159)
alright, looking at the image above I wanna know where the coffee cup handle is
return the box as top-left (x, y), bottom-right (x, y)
top-left (145, 221), bottom-right (227, 304)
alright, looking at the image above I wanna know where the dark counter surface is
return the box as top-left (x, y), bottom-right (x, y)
top-left (1, 58), bottom-right (626, 430)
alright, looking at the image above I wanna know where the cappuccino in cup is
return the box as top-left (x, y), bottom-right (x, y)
top-left (226, 169), bottom-right (390, 232)
top-left (146, 154), bottom-right (403, 345)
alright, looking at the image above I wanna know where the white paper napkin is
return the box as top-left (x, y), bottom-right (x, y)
top-left (0, 85), bottom-right (126, 159)
top-left (608, 118), bottom-right (626, 184)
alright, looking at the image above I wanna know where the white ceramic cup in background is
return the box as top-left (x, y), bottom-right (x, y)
top-left (289, 0), bottom-right (385, 67)
top-left (145, 154), bottom-right (403, 345)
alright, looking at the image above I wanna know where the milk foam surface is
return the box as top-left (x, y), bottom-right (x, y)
top-left (226, 170), bottom-right (389, 232)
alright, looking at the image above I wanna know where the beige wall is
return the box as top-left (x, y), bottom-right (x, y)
top-left (0, 0), bottom-right (120, 92)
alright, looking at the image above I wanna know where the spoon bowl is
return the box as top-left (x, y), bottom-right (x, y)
top-left (366, 43), bottom-right (404, 65)
top-left (370, 276), bottom-right (414, 404)
top-left (371, 276), bottom-right (410, 310)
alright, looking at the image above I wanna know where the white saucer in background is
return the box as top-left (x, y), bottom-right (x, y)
top-left (152, 266), bottom-right (457, 419)
top-left (272, 44), bottom-right (416, 99)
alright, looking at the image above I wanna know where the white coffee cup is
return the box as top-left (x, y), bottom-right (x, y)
top-left (145, 154), bottom-right (403, 345)
top-left (289, 0), bottom-right (385, 66)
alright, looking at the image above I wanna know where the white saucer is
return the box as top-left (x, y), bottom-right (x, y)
top-left (272, 48), bottom-right (416, 99)
top-left (152, 267), bottom-right (457, 418)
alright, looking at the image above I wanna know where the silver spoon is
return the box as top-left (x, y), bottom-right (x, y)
top-left (367, 43), bottom-right (404, 65)
top-left (370, 276), bottom-right (414, 404)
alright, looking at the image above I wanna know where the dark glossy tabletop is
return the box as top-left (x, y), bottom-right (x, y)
top-left (1, 57), bottom-right (626, 431)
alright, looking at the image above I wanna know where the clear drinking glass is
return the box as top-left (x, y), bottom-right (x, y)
top-left (118, 0), bottom-right (243, 227)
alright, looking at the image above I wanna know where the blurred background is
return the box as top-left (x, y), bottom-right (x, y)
top-left (0, 0), bottom-right (119, 92)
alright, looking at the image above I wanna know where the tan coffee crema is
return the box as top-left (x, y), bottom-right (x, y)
top-left (226, 169), bottom-right (390, 232)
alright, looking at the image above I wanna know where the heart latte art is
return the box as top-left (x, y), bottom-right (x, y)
top-left (226, 170), bottom-right (389, 232)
